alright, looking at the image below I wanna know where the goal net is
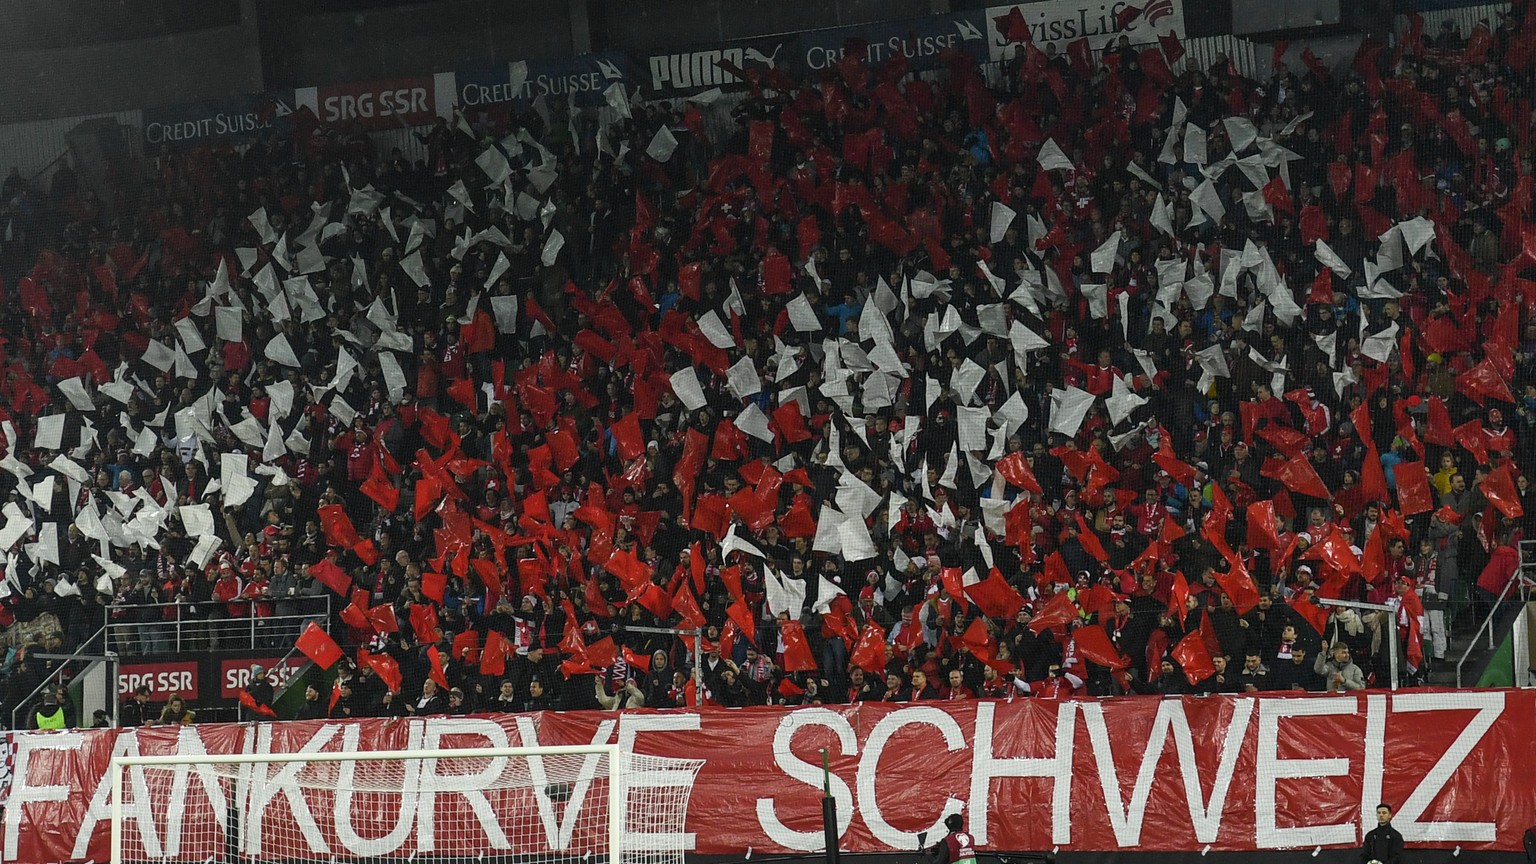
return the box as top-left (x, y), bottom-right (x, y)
top-left (109, 746), bottom-right (704, 864)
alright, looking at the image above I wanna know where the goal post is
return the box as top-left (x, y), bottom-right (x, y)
top-left (108, 744), bottom-right (698, 864)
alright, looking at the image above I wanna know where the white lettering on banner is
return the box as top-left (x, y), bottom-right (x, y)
top-left (242, 723), bottom-right (342, 856)
top-left (224, 659), bottom-right (305, 696)
top-left (151, 726), bottom-right (234, 859)
top-left (857, 707), bottom-right (967, 849)
top-left (144, 112), bottom-right (271, 144)
top-left (1254, 698), bottom-right (1358, 849)
top-left (1087, 701), bottom-right (1253, 842)
top-left (514, 715), bottom-right (618, 851)
top-left (967, 700), bottom-right (1076, 846)
top-left (804, 33), bottom-right (960, 70)
top-left (5, 732), bottom-right (82, 860)
top-left (1082, 698), bottom-right (1252, 846)
top-left (1390, 691), bottom-right (1501, 843)
top-left (617, 713), bottom-right (701, 851)
top-left (984, 0), bottom-right (1185, 59)
top-left (322, 88), bottom-right (428, 122)
top-left (118, 668), bottom-right (195, 697)
top-left (1360, 694), bottom-right (1387, 841)
top-left (756, 708), bottom-right (858, 850)
top-left (459, 73), bottom-right (607, 106)
top-left (5, 697), bottom-right (1527, 861)
top-left (418, 718), bottom-right (513, 851)
top-left (333, 723), bottom-right (421, 857)
top-left (69, 723), bottom-right (254, 862)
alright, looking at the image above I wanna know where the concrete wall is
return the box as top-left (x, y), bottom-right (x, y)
top-left (591, 0), bottom-right (935, 50)
top-left (0, 23), bottom-right (262, 124)
top-left (258, 0), bottom-right (577, 89)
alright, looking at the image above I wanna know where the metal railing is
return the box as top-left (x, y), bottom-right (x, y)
top-left (102, 597), bottom-right (331, 656)
top-left (1455, 540), bottom-right (1536, 688)
top-left (8, 625), bottom-right (113, 730)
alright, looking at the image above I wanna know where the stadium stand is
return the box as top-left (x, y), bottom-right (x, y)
top-left (0, 1), bottom-right (1533, 730)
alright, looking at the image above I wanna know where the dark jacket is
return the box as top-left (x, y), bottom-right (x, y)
top-left (1360, 821), bottom-right (1403, 864)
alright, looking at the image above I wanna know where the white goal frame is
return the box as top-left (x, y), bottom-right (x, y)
top-left (109, 745), bottom-right (625, 864)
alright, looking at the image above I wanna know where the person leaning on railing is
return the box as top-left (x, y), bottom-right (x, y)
top-left (156, 693), bottom-right (195, 726)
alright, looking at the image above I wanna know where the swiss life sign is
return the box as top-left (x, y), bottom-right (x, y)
top-left (294, 77), bottom-right (446, 130)
top-left (1, 691), bottom-right (1528, 863)
top-left (984, 0), bottom-right (1185, 59)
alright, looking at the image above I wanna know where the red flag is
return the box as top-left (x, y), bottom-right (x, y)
top-left (361, 462), bottom-right (400, 512)
top-left (997, 452), bottom-right (1043, 495)
top-left (1028, 590), bottom-right (1079, 634)
top-left (1288, 594), bottom-right (1330, 635)
top-left (1169, 570), bottom-right (1191, 618)
top-left (1300, 205), bottom-right (1328, 247)
top-left (1395, 461), bottom-right (1434, 515)
top-left (1214, 556), bottom-right (1262, 616)
top-left (611, 412), bottom-right (645, 462)
top-left (1457, 359), bottom-right (1515, 405)
top-left (1359, 443), bottom-right (1389, 506)
top-left (1172, 630), bottom-right (1216, 685)
top-left (452, 630), bottom-right (481, 663)
top-left (622, 645), bottom-right (652, 674)
top-left (238, 689), bottom-right (278, 719)
top-left (410, 603), bottom-right (442, 643)
top-left (1158, 31), bottom-right (1185, 64)
top-left (1424, 397), bottom-right (1454, 446)
top-left (422, 571), bottom-right (447, 604)
top-left (1153, 429), bottom-right (1196, 488)
top-left (427, 646), bottom-right (451, 690)
top-left (309, 560), bottom-right (352, 595)
top-left (368, 604), bottom-right (400, 634)
top-left (1481, 465), bottom-right (1524, 518)
top-left (674, 582), bottom-right (707, 629)
top-left (772, 401), bottom-right (812, 444)
top-left (481, 631), bottom-right (509, 676)
top-left (992, 7), bottom-right (1032, 43)
top-left (1265, 454), bottom-right (1331, 499)
top-left (964, 569), bottom-right (1026, 619)
top-left (1246, 501), bottom-right (1282, 553)
top-left (1074, 625), bottom-right (1130, 669)
top-left (1454, 420), bottom-right (1490, 465)
top-left (295, 622), bottom-right (344, 669)
top-left (850, 622), bottom-right (888, 672)
top-left (727, 597), bottom-right (757, 643)
top-left (318, 505), bottom-right (364, 549)
top-left (779, 621), bottom-right (818, 672)
top-left (359, 649), bottom-right (402, 693)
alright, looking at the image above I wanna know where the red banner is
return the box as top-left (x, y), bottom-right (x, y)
top-left (3, 692), bottom-right (1528, 863)
top-left (116, 661), bottom-right (199, 701)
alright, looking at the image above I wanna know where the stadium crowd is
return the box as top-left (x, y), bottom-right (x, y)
top-left (1, 3), bottom-right (1535, 726)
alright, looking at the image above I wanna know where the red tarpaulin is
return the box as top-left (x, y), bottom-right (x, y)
top-left (10, 694), bottom-right (1535, 860)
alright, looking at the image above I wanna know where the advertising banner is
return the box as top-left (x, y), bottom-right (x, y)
top-left (457, 53), bottom-right (636, 109)
top-left (984, 0), bottom-right (1186, 60)
top-left (793, 11), bottom-right (991, 75)
top-left (2, 691), bottom-right (1528, 863)
top-left (642, 35), bottom-right (794, 96)
top-left (116, 661), bottom-right (200, 701)
top-left (216, 655), bottom-right (308, 699)
top-left (141, 94), bottom-right (295, 146)
top-left (294, 77), bottom-right (440, 130)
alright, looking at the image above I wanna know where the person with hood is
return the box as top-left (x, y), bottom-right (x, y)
top-left (643, 650), bottom-right (674, 707)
